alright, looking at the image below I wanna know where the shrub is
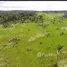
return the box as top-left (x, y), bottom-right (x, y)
top-left (60, 32), bottom-right (64, 36)
top-left (57, 44), bottom-right (63, 52)
top-left (40, 42), bottom-right (43, 45)
top-left (8, 37), bottom-right (20, 44)
top-left (26, 48), bottom-right (32, 51)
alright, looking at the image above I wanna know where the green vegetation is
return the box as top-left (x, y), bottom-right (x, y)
top-left (0, 11), bottom-right (67, 67)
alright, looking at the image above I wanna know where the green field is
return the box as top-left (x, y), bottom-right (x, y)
top-left (0, 12), bottom-right (67, 67)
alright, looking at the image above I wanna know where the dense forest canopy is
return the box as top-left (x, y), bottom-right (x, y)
top-left (0, 11), bottom-right (44, 27)
top-left (0, 11), bottom-right (66, 28)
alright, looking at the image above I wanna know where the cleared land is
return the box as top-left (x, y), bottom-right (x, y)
top-left (0, 11), bottom-right (67, 67)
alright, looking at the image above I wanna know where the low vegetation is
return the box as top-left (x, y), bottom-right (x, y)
top-left (0, 11), bottom-right (67, 67)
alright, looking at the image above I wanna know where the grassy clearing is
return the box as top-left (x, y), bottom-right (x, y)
top-left (0, 12), bottom-right (67, 67)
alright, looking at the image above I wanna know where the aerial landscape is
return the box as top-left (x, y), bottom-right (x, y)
top-left (0, 10), bottom-right (67, 67)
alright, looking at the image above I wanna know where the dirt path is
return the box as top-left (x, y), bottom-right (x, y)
top-left (28, 31), bottom-right (47, 42)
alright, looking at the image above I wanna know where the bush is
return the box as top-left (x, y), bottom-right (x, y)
top-left (8, 37), bottom-right (20, 44)
top-left (57, 44), bottom-right (63, 52)
top-left (26, 48), bottom-right (32, 51)
top-left (40, 42), bottom-right (43, 45)
top-left (60, 32), bottom-right (64, 36)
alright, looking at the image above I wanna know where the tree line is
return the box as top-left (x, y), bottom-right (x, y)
top-left (0, 12), bottom-right (43, 28)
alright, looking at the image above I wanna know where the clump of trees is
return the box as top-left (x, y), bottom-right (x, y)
top-left (8, 37), bottom-right (20, 47)
top-left (51, 17), bottom-right (56, 24)
top-left (0, 12), bottom-right (44, 28)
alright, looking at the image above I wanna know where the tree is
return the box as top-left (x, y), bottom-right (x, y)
top-left (56, 44), bottom-right (63, 61)
top-left (57, 44), bottom-right (63, 53)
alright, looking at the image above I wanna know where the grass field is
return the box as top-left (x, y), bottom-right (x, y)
top-left (0, 12), bottom-right (67, 67)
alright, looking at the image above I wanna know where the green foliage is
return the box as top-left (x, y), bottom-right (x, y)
top-left (57, 44), bottom-right (63, 52)
top-left (0, 12), bottom-right (44, 28)
top-left (0, 11), bottom-right (67, 67)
